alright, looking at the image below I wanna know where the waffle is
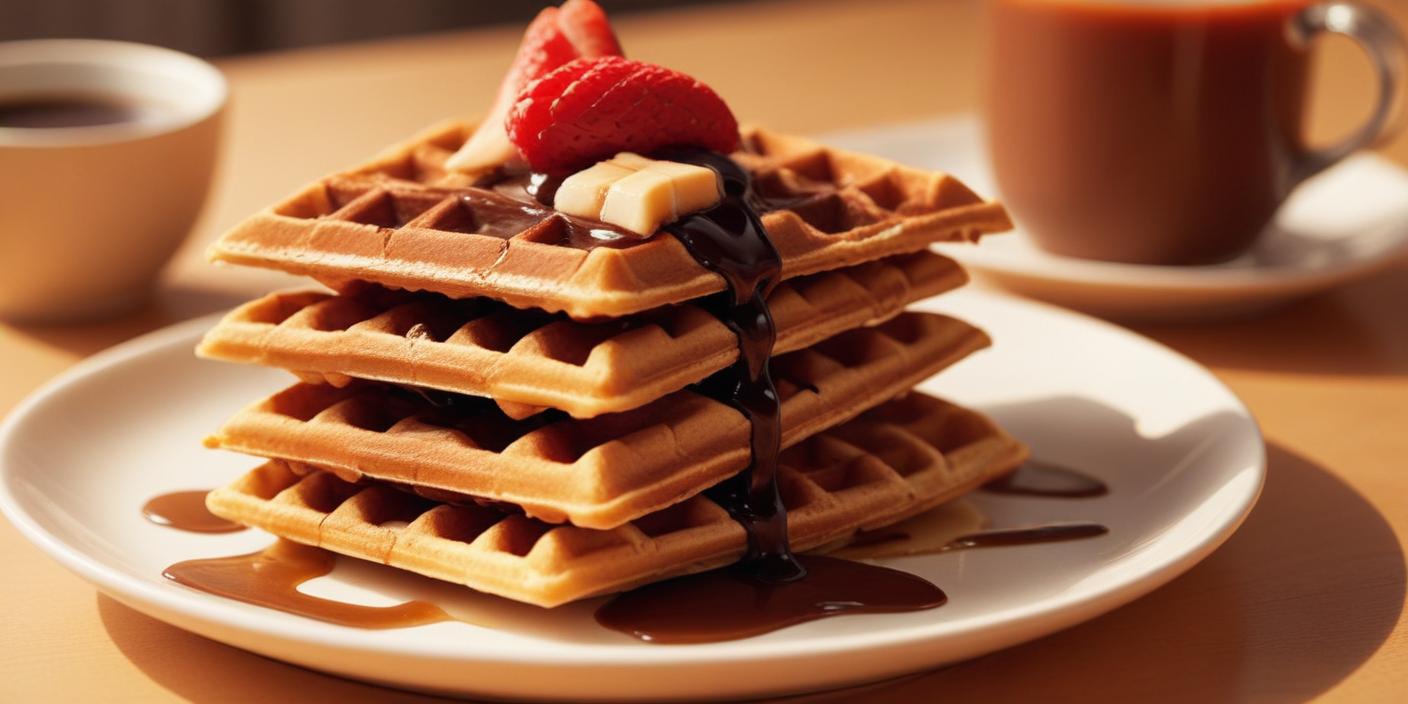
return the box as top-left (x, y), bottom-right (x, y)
top-left (207, 392), bottom-right (1028, 607)
top-left (207, 121), bottom-right (1011, 319)
top-left (197, 251), bottom-right (965, 419)
top-left (206, 312), bottom-right (989, 528)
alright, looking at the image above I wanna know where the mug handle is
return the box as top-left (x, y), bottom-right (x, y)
top-left (1287, 2), bottom-right (1407, 183)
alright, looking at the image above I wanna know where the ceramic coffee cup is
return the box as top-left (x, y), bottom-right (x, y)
top-left (985, 0), bottom-right (1406, 266)
top-left (0, 39), bottom-right (226, 322)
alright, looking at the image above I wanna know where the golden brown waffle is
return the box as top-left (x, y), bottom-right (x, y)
top-left (197, 251), bottom-right (965, 419)
top-left (207, 120), bottom-right (1010, 319)
top-left (207, 392), bottom-right (1028, 607)
top-left (206, 312), bottom-right (989, 529)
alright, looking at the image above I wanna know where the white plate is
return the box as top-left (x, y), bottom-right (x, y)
top-left (0, 290), bottom-right (1264, 701)
top-left (826, 117), bottom-right (1408, 322)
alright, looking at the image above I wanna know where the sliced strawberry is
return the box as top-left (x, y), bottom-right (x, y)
top-left (507, 56), bottom-right (740, 173)
top-left (558, 0), bottom-right (622, 58)
top-left (446, 0), bottom-right (622, 173)
top-left (507, 8), bottom-right (580, 105)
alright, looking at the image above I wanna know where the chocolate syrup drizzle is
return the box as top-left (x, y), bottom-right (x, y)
top-left (164, 540), bottom-right (451, 629)
top-left (524, 171), bottom-right (564, 206)
top-left (463, 168), bottom-right (634, 249)
top-left (400, 153), bottom-right (800, 580)
top-left (658, 148), bottom-right (803, 582)
top-left (983, 461), bottom-right (1109, 499)
top-left (940, 523), bottom-right (1109, 551)
top-left (142, 490), bottom-right (245, 534)
top-left (477, 155), bottom-right (813, 582)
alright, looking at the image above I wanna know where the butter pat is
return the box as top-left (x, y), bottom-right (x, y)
top-left (554, 153), bottom-right (722, 237)
top-left (555, 161), bottom-right (636, 218)
top-left (647, 160), bottom-right (725, 217)
top-left (601, 168), bottom-right (679, 235)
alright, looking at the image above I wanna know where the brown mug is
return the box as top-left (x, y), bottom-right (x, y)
top-left (984, 0), bottom-right (1407, 265)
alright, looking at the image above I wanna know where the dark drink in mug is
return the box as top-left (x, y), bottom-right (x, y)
top-left (985, 0), bottom-right (1405, 265)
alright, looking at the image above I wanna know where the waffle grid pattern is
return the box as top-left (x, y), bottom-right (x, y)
top-left (198, 251), bottom-right (966, 418)
top-left (206, 312), bottom-right (990, 529)
top-left (208, 121), bottom-right (1011, 318)
top-left (207, 393), bottom-right (1028, 607)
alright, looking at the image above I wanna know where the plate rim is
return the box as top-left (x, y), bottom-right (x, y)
top-left (0, 291), bottom-right (1267, 679)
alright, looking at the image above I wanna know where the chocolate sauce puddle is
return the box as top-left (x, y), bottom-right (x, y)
top-left (846, 530), bottom-right (910, 548)
top-left (142, 490), bottom-right (245, 534)
top-left (163, 540), bottom-right (451, 629)
top-left (938, 523), bottom-right (1109, 551)
top-left (842, 522), bottom-right (1109, 561)
top-left (594, 555), bottom-right (945, 644)
top-left (983, 461), bottom-right (1108, 498)
top-left (465, 188), bottom-right (633, 248)
top-left (597, 524), bottom-right (1104, 645)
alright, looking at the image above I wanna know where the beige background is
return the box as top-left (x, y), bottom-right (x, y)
top-left (3, 0), bottom-right (1408, 700)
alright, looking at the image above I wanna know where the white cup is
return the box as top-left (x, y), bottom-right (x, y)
top-left (0, 39), bottom-right (226, 322)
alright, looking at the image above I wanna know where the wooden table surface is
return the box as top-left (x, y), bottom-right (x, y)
top-left (3, 0), bottom-right (1407, 701)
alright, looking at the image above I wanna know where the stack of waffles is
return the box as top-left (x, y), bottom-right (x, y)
top-left (197, 121), bottom-right (1029, 607)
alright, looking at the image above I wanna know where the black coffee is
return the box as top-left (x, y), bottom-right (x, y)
top-left (0, 93), bottom-right (149, 128)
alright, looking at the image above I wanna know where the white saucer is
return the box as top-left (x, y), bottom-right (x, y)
top-left (826, 117), bottom-right (1408, 321)
top-left (0, 290), bottom-right (1264, 701)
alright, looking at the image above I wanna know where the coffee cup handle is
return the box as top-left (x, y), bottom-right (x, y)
top-left (1287, 2), bottom-right (1407, 183)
